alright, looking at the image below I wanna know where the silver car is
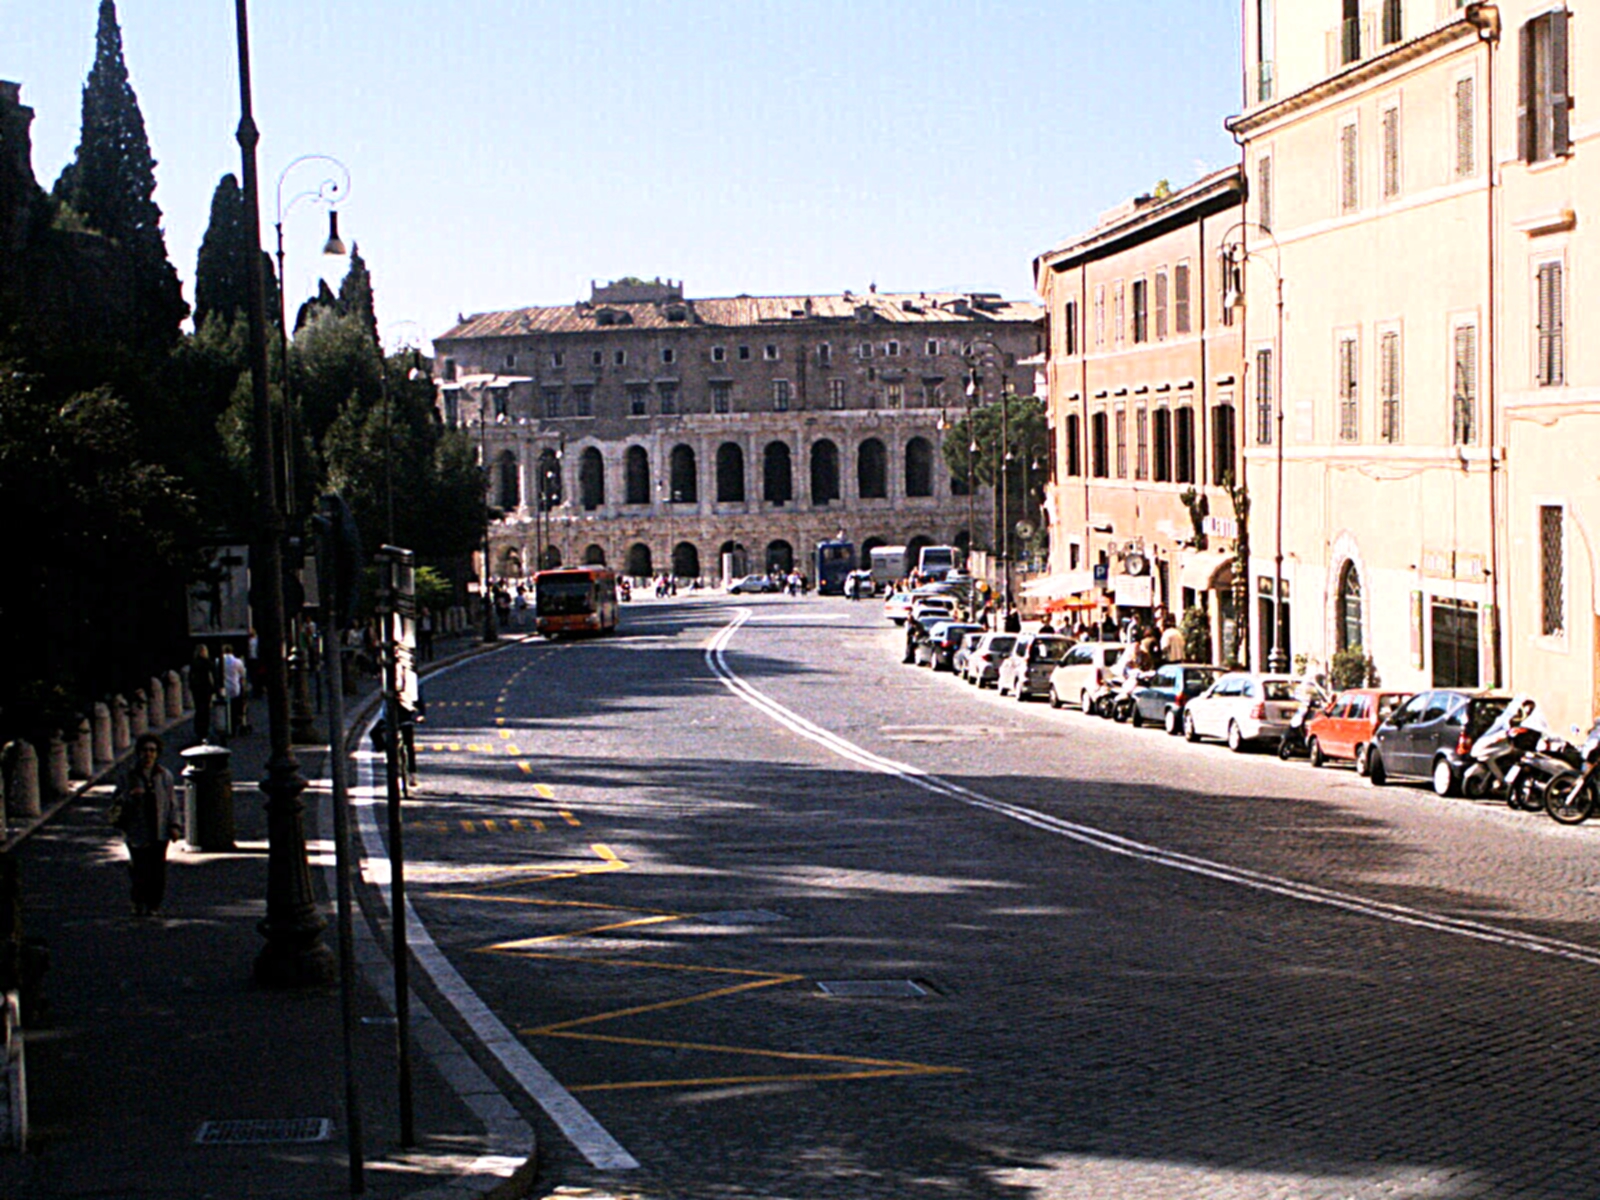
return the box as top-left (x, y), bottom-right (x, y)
top-left (996, 634), bottom-right (1075, 701)
top-left (963, 632), bottom-right (1017, 688)
top-left (1182, 673), bottom-right (1302, 751)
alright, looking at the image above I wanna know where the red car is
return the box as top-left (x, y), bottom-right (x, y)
top-left (1304, 688), bottom-right (1414, 773)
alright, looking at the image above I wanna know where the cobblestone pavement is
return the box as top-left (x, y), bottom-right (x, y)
top-left (393, 596), bottom-right (1600, 1199)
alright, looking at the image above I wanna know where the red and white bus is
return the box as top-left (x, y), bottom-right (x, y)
top-left (533, 566), bottom-right (620, 637)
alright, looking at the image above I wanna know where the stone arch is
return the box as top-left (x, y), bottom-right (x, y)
top-left (763, 441), bottom-right (793, 504)
top-left (500, 547), bottom-right (522, 577)
top-left (810, 439), bottom-right (840, 505)
top-left (716, 442), bottom-right (746, 503)
top-left (904, 436), bottom-right (934, 498)
top-left (583, 543), bottom-right (606, 566)
top-left (1324, 530), bottom-right (1371, 669)
top-left (766, 539), bottom-right (794, 574)
top-left (669, 443), bottom-right (698, 503)
top-left (579, 447), bottom-right (605, 510)
top-left (907, 534), bottom-right (934, 562)
top-left (625, 445), bottom-right (651, 505)
top-left (625, 542), bottom-right (653, 577)
top-left (857, 437), bottom-right (888, 499)
top-left (495, 449), bottom-right (519, 511)
top-left (860, 536), bottom-right (886, 563)
top-left (539, 545), bottom-right (561, 570)
top-left (536, 447), bottom-right (562, 512)
top-left (672, 542), bottom-right (701, 579)
top-left (1337, 560), bottom-right (1364, 653)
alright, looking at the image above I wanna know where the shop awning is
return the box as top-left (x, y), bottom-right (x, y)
top-left (1020, 570), bottom-right (1097, 601)
top-left (1179, 550), bottom-right (1234, 593)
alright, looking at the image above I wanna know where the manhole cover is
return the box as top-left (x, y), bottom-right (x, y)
top-left (817, 980), bottom-right (929, 998)
top-left (195, 1117), bottom-right (333, 1146)
top-left (694, 909), bottom-right (787, 926)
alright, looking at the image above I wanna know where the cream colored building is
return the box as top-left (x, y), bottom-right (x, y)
top-left (1228, 2), bottom-right (1503, 689)
top-left (1034, 170), bottom-right (1248, 658)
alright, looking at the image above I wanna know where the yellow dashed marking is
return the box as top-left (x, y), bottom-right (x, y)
top-left (559, 810), bottom-right (581, 827)
top-left (499, 729), bottom-right (511, 740)
top-left (505, 745), bottom-right (523, 756)
top-left (534, 784), bottom-right (555, 799)
top-left (518, 762), bottom-right (533, 775)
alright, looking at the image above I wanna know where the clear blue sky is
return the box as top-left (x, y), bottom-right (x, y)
top-left (4, 1), bottom-right (1243, 351)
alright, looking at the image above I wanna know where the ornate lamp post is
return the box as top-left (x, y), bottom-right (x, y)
top-left (232, 0), bottom-right (334, 987)
top-left (1219, 221), bottom-right (1287, 672)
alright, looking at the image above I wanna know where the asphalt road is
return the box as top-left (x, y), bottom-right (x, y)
top-left (389, 594), bottom-right (1600, 1200)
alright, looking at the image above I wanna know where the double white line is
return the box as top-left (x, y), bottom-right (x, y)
top-left (709, 609), bottom-right (1600, 970)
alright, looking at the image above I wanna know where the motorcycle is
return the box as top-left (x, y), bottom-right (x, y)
top-left (1460, 694), bottom-right (1547, 802)
top-left (1111, 671), bottom-right (1158, 725)
top-left (1505, 730), bottom-right (1585, 811)
top-left (1543, 720), bottom-right (1600, 824)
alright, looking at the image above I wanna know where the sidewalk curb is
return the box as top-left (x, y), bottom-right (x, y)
top-left (338, 633), bottom-right (546, 1200)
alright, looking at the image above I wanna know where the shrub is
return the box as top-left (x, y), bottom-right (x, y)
top-left (1180, 605), bottom-right (1211, 664)
top-left (1330, 647), bottom-right (1378, 690)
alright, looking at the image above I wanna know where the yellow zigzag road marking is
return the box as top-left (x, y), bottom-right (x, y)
top-left (534, 783), bottom-right (555, 799)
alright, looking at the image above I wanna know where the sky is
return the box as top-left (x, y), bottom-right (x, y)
top-left (3, 1), bottom-right (1244, 352)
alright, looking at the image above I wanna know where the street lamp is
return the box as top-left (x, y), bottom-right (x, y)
top-left (1219, 221), bottom-right (1287, 673)
top-left (231, 0), bottom-right (334, 987)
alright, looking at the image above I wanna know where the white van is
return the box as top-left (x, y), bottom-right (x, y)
top-left (870, 545), bottom-right (909, 587)
top-left (917, 544), bottom-right (959, 580)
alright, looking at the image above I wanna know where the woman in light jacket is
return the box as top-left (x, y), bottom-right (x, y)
top-left (114, 733), bottom-right (183, 916)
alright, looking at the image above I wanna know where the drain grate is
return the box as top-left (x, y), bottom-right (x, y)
top-left (817, 979), bottom-right (929, 998)
top-left (195, 1117), bottom-right (333, 1146)
top-left (694, 909), bottom-right (787, 926)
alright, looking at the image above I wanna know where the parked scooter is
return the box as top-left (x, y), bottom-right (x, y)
top-left (1506, 728), bottom-right (1585, 811)
top-left (1542, 720), bottom-right (1600, 824)
top-left (1461, 695), bottom-right (1546, 801)
top-left (1110, 671), bottom-right (1157, 724)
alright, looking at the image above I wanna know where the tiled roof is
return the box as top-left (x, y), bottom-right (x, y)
top-left (438, 291), bottom-right (1043, 341)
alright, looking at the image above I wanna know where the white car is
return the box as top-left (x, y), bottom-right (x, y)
top-left (1182, 673), bottom-right (1302, 751)
top-left (884, 591), bottom-right (914, 624)
top-left (963, 632), bottom-right (1018, 687)
top-left (1047, 642), bottom-right (1133, 712)
top-left (910, 596), bottom-right (958, 624)
top-left (995, 634), bottom-right (1076, 701)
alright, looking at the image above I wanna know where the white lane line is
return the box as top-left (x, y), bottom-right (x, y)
top-left (707, 609), bottom-right (1600, 970)
top-left (359, 658), bottom-right (641, 1171)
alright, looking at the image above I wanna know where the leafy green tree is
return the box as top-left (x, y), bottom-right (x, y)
top-left (52, 0), bottom-right (186, 348)
top-left (941, 391), bottom-right (1048, 556)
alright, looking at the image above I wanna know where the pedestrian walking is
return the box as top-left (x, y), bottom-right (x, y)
top-left (110, 733), bottom-right (183, 916)
top-left (418, 607), bottom-right (435, 662)
top-left (221, 643), bottom-right (247, 736)
top-left (190, 643), bottom-right (217, 743)
top-left (1159, 614), bottom-right (1186, 664)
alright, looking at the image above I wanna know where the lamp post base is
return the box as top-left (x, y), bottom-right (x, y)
top-left (253, 758), bottom-right (336, 988)
top-left (254, 930), bottom-right (337, 988)
top-left (1267, 648), bottom-right (1290, 674)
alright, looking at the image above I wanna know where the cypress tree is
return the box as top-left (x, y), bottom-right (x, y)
top-left (54, 0), bottom-right (186, 345)
top-left (337, 243), bottom-right (379, 346)
top-left (193, 174), bottom-right (247, 332)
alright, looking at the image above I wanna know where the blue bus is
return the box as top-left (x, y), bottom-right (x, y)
top-left (815, 539), bottom-right (857, 595)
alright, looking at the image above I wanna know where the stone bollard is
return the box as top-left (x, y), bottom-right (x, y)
top-left (167, 670), bottom-right (183, 721)
top-left (111, 696), bottom-right (130, 754)
top-left (129, 691), bottom-right (148, 738)
top-left (148, 678), bottom-right (165, 728)
top-left (45, 734), bottom-right (68, 799)
top-left (2, 741), bottom-right (41, 822)
top-left (180, 665), bottom-right (194, 713)
top-left (69, 717), bottom-right (93, 779)
top-left (93, 703), bottom-right (114, 764)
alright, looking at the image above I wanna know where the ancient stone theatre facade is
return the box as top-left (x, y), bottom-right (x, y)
top-left (434, 279), bottom-right (1043, 581)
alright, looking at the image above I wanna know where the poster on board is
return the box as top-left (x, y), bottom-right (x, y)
top-left (187, 545), bottom-right (252, 638)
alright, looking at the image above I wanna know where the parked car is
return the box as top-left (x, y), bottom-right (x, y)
top-left (728, 574), bottom-right (778, 594)
top-left (963, 632), bottom-right (1017, 688)
top-left (1047, 642), bottom-right (1132, 713)
top-left (1125, 663), bottom-right (1224, 732)
top-left (929, 622), bottom-right (985, 672)
top-left (884, 591), bottom-right (914, 624)
top-left (997, 634), bottom-right (1075, 701)
top-left (910, 596), bottom-right (959, 624)
top-left (845, 569), bottom-right (876, 598)
top-left (1182, 672), bottom-right (1302, 751)
top-left (951, 630), bottom-right (985, 677)
top-left (1367, 690), bottom-right (1513, 795)
top-left (1304, 688), bottom-right (1413, 772)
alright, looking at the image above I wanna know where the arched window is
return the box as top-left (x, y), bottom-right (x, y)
top-left (625, 542), bottom-right (653, 577)
top-left (858, 437), bottom-right (888, 499)
top-left (763, 441), bottom-right (793, 504)
top-left (860, 536), bottom-right (886, 563)
top-left (495, 450), bottom-right (519, 511)
top-left (579, 447), bottom-right (605, 511)
top-left (672, 542), bottom-right (701, 579)
top-left (1338, 562), bottom-right (1364, 651)
top-left (583, 543), bottom-right (606, 566)
top-left (953, 529), bottom-right (970, 554)
top-left (716, 442), bottom-right (746, 503)
top-left (500, 547), bottom-right (522, 577)
top-left (669, 444), bottom-right (698, 503)
top-left (625, 446), bottom-right (650, 505)
top-left (810, 439), bottom-right (840, 506)
top-left (905, 437), bottom-right (934, 497)
top-left (536, 448), bottom-right (562, 512)
top-left (907, 534), bottom-right (934, 562)
top-left (539, 545), bottom-right (561, 570)
top-left (766, 540), bottom-right (794, 574)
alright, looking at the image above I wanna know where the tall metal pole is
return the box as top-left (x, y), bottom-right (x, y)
top-left (376, 550), bottom-right (415, 1146)
top-left (1000, 378), bottom-right (1011, 613)
top-left (1268, 273), bottom-right (1288, 672)
top-left (479, 397), bottom-right (496, 641)
top-left (233, 0), bottom-right (334, 987)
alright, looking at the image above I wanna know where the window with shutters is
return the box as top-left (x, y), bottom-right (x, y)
top-left (1091, 412), bottom-right (1109, 478)
top-left (1153, 407), bottom-right (1173, 482)
top-left (1114, 284), bottom-right (1126, 345)
top-left (1174, 263), bottom-right (1192, 334)
top-left (712, 382), bottom-right (732, 413)
top-left (1135, 406), bottom-right (1149, 480)
top-left (1255, 348), bottom-right (1274, 445)
top-left (1381, 0), bottom-right (1402, 46)
top-left (1212, 400), bottom-right (1237, 487)
top-left (1340, 122), bottom-right (1360, 214)
top-left (772, 379), bottom-right (790, 412)
top-left (1338, 335), bottom-right (1359, 442)
top-left (1155, 271), bottom-right (1169, 340)
top-left (1452, 323), bottom-right (1478, 445)
top-left (1131, 279), bottom-right (1149, 344)
top-left (828, 379), bottom-right (845, 410)
top-left (1114, 407), bottom-right (1128, 477)
top-left (1257, 155), bottom-right (1273, 233)
top-left (1381, 105), bottom-right (1400, 199)
top-left (1536, 260), bottom-right (1565, 387)
top-left (1540, 504), bottom-right (1566, 637)
top-left (1066, 413), bottom-right (1082, 476)
top-left (1455, 77), bottom-right (1476, 177)
top-left (1379, 330), bottom-right (1401, 443)
top-left (1094, 286), bottom-right (1106, 347)
top-left (1520, 11), bottom-right (1572, 164)
top-left (1175, 406), bottom-right (1196, 484)
top-left (1064, 300), bottom-right (1079, 355)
